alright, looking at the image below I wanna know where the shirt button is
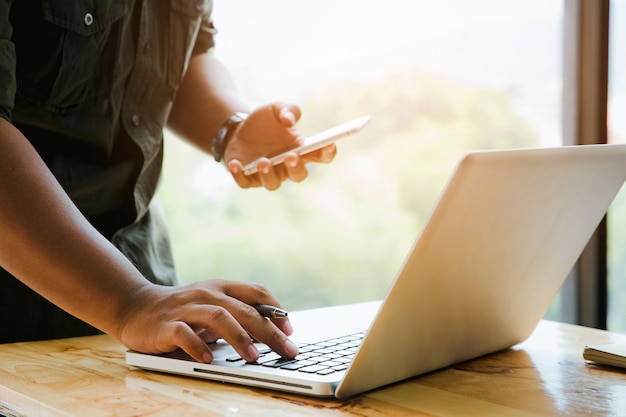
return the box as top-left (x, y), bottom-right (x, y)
top-left (131, 114), bottom-right (140, 126)
top-left (84, 13), bottom-right (94, 26)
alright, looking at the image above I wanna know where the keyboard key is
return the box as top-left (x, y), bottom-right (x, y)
top-left (312, 348), bottom-right (335, 354)
top-left (245, 353), bottom-right (282, 365)
top-left (280, 361), bottom-right (314, 371)
top-left (262, 358), bottom-right (296, 368)
top-left (308, 356), bottom-right (333, 363)
top-left (256, 353), bottom-right (283, 364)
top-left (295, 352), bottom-right (317, 360)
top-left (302, 344), bottom-right (325, 351)
top-left (316, 368), bottom-right (336, 375)
top-left (319, 353), bottom-right (342, 360)
top-left (298, 365), bottom-right (330, 374)
top-left (334, 349), bottom-right (357, 357)
top-left (318, 360), bottom-right (342, 368)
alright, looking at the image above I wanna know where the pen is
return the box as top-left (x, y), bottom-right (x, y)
top-left (254, 304), bottom-right (288, 318)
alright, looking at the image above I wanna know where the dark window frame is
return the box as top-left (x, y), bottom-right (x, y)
top-left (561, 0), bottom-right (610, 328)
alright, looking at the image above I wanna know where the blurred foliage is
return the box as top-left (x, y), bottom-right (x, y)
top-left (609, 186), bottom-right (626, 331)
top-left (606, 116), bottom-right (626, 332)
top-left (157, 72), bottom-right (539, 311)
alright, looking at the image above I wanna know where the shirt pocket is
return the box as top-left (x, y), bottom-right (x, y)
top-left (167, 0), bottom-right (210, 89)
top-left (38, 0), bottom-right (129, 113)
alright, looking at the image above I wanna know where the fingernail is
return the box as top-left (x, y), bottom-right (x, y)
top-left (261, 165), bottom-right (270, 175)
top-left (202, 351), bottom-right (212, 363)
top-left (282, 110), bottom-right (296, 125)
top-left (283, 320), bottom-right (294, 336)
top-left (284, 340), bottom-right (299, 358)
top-left (288, 159), bottom-right (297, 168)
top-left (247, 344), bottom-right (259, 362)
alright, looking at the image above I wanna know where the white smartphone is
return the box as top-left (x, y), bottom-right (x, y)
top-left (242, 115), bottom-right (371, 175)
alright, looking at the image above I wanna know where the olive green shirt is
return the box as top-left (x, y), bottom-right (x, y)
top-left (0, 0), bottom-right (216, 341)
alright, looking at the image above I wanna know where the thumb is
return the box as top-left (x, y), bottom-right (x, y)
top-left (273, 102), bottom-right (301, 127)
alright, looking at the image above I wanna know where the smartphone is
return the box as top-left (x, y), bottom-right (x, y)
top-left (242, 115), bottom-right (371, 175)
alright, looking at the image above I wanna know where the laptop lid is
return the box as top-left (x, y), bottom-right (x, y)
top-left (126, 144), bottom-right (626, 399)
top-left (335, 143), bottom-right (626, 398)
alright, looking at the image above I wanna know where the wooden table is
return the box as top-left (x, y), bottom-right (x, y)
top-left (1, 320), bottom-right (626, 417)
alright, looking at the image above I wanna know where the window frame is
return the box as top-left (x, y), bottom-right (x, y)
top-left (561, 0), bottom-right (610, 328)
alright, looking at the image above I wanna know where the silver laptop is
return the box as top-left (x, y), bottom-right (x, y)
top-left (126, 144), bottom-right (626, 399)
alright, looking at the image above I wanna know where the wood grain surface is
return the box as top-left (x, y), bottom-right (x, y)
top-left (1, 320), bottom-right (626, 416)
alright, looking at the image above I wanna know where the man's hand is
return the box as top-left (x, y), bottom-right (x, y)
top-left (225, 102), bottom-right (336, 190)
top-left (119, 279), bottom-right (299, 363)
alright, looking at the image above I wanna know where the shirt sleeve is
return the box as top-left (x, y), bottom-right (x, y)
top-left (192, 1), bottom-right (217, 55)
top-left (0, 1), bottom-right (17, 123)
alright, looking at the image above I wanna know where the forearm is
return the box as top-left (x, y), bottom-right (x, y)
top-left (167, 52), bottom-right (250, 153)
top-left (0, 118), bottom-right (149, 340)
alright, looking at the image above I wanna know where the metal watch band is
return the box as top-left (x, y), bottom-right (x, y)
top-left (212, 112), bottom-right (248, 162)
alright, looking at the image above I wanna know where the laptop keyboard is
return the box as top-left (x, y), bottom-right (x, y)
top-left (225, 331), bottom-right (365, 376)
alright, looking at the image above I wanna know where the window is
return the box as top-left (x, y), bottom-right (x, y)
top-left (608, 0), bottom-right (626, 332)
top-left (159, 1), bottom-right (565, 312)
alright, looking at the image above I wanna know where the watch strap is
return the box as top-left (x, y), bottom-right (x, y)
top-left (212, 112), bottom-right (248, 163)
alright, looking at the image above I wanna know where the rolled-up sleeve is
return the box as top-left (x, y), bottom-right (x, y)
top-left (192, 0), bottom-right (216, 55)
top-left (0, 1), bottom-right (16, 122)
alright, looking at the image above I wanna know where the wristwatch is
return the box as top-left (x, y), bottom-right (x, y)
top-left (212, 112), bottom-right (248, 163)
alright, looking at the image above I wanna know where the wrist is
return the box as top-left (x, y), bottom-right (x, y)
top-left (114, 281), bottom-right (156, 342)
top-left (212, 112), bottom-right (248, 163)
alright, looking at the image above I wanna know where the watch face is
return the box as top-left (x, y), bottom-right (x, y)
top-left (234, 112), bottom-right (249, 121)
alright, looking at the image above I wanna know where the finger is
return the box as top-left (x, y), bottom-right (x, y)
top-left (189, 281), bottom-right (297, 359)
top-left (220, 281), bottom-right (295, 338)
top-left (195, 328), bottom-right (220, 344)
top-left (196, 305), bottom-right (261, 363)
top-left (320, 144), bottom-right (337, 163)
top-left (160, 321), bottom-right (214, 363)
top-left (283, 153), bottom-right (308, 183)
top-left (251, 321), bottom-right (299, 359)
top-left (257, 159), bottom-right (282, 191)
top-left (228, 160), bottom-right (261, 189)
top-left (228, 302), bottom-right (299, 359)
top-left (272, 102), bottom-right (302, 127)
top-left (270, 315), bottom-right (294, 337)
top-left (301, 143), bottom-right (337, 164)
